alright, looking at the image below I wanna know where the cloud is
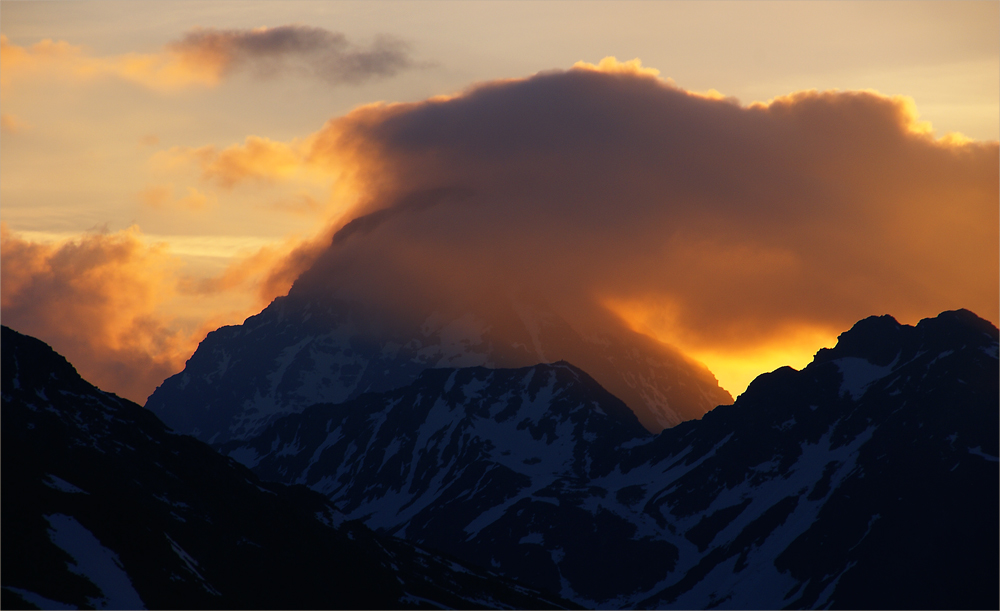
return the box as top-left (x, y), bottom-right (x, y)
top-left (572, 56), bottom-right (662, 78)
top-left (168, 25), bottom-right (413, 85)
top-left (0, 26), bottom-right (414, 92)
top-left (0, 224), bottom-right (316, 403)
top-left (0, 34), bottom-right (218, 91)
top-left (0, 224), bottom-right (190, 402)
top-left (152, 136), bottom-right (313, 188)
top-left (279, 58), bottom-right (998, 393)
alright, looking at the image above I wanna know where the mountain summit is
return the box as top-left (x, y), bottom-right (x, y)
top-left (146, 291), bottom-right (731, 444)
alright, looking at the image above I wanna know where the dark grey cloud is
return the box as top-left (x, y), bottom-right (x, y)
top-left (169, 25), bottom-right (414, 84)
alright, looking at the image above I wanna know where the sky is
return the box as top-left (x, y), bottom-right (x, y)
top-left (1, 1), bottom-right (998, 405)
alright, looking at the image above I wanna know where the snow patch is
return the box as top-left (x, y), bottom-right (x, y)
top-left (968, 446), bottom-right (999, 462)
top-left (44, 475), bottom-right (89, 495)
top-left (45, 513), bottom-right (146, 609)
top-left (276, 436), bottom-right (302, 457)
top-left (165, 533), bottom-right (221, 596)
top-left (835, 356), bottom-right (897, 400)
top-left (380, 437), bottom-right (402, 469)
top-left (227, 446), bottom-right (261, 469)
top-left (3, 587), bottom-right (76, 610)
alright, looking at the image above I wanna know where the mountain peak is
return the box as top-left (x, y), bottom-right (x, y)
top-left (914, 308), bottom-right (1000, 343)
top-left (813, 309), bottom-right (998, 368)
top-left (813, 314), bottom-right (903, 367)
top-left (2, 325), bottom-right (97, 401)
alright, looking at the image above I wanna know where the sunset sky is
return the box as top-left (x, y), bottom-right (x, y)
top-left (2, 1), bottom-right (998, 405)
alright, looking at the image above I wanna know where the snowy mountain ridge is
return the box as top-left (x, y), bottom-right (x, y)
top-left (147, 293), bottom-right (731, 444)
top-left (223, 309), bottom-right (999, 608)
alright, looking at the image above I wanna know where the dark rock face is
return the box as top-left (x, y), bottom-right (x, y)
top-left (145, 293), bottom-right (731, 444)
top-left (225, 310), bottom-right (999, 608)
top-left (0, 326), bottom-right (575, 610)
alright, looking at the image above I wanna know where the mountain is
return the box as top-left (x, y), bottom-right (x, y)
top-left (624, 309), bottom-right (999, 609)
top-left (220, 361), bottom-right (673, 606)
top-left (0, 326), bottom-right (575, 610)
top-left (145, 290), bottom-right (731, 445)
top-left (224, 309), bottom-right (999, 609)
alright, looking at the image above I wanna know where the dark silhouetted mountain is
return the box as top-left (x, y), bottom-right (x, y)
top-left (223, 310), bottom-right (998, 609)
top-left (145, 292), bottom-right (731, 444)
top-left (0, 326), bottom-right (576, 610)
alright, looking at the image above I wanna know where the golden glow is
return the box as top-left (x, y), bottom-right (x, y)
top-left (682, 330), bottom-right (837, 399)
top-left (604, 296), bottom-right (837, 397)
top-left (939, 131), bottom-right (975, 146)
top-left (688, 88), bottom-right (731, 101)
top-left (749, 89), bottom-right (941, 138)
top-left (572, 56), bottom-right (661, 77)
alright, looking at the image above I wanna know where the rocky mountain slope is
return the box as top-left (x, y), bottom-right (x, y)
top-left (223, 309), bottom-right (999, 609)
top-left (221, 361), bottom-right (671, 605)
top-left (0, 326), bottom-right (575, 610)
top-left (145, 292), bottom-right (731, 444)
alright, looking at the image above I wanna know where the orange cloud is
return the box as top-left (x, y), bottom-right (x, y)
top-left (0, 34), bottom-right (218, 91)
top-left (146, 128), bottom-right (365, 222)
top-left (279, 65), bottom-right (997, 395)
top-left (0, 224), bottom-right (191, 402)
top-left (148, 131), bottom-right (354, 193)
top-left (0, 26), bottom-right (415, 93)
top-left (167, 137), bottom-right (308, 188)
top-left (0, 223), bottom-right (321, 403)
